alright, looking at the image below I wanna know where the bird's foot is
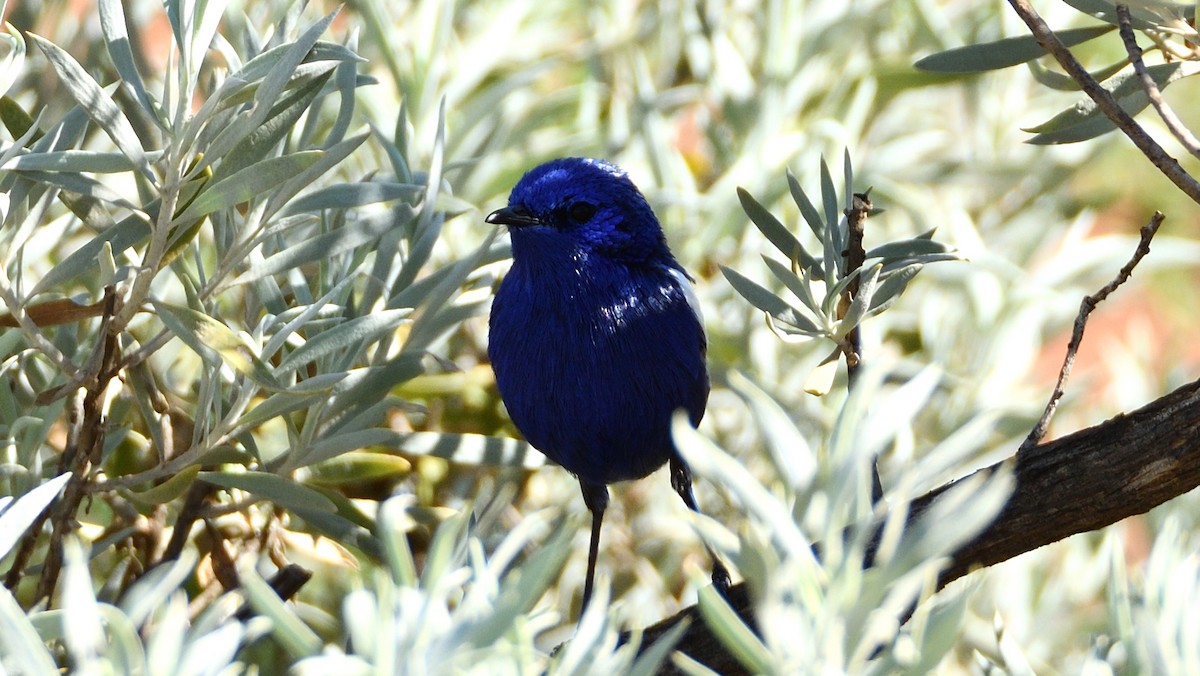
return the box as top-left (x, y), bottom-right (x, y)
top-left (711, 560), bottom-right (732, 598)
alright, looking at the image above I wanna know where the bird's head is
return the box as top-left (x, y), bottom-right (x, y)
top-left (487, 158), bottom-right (673, 265)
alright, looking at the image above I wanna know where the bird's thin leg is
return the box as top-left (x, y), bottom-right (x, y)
top-left (579, 481), bottom-right (609, 614)
top-left (669, 455), bottom-right (732, 595)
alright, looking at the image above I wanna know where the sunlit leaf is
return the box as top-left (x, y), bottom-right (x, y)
top-left (26, 33), bottom-right (151, 181)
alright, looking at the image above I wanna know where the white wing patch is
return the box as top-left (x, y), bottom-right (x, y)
top-left (668, 267), bottom-right (705, 334)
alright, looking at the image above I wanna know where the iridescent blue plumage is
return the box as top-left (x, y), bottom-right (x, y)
top-left (486, 157), bottom-right (729, 613)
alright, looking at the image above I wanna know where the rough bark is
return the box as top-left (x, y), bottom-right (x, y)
top-left (634, 377), bottom-right (1200, 674)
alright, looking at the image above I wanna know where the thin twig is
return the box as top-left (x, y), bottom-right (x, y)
top-left (1115, 5), bottom-right (1200, 160)
top-left (1021, 211), bottom-right (1165, 451)
top-left (840, 191), bottom-right (884, 503)
top-left (34, 287), bottom-right (123, 604)
top-left (1005, 0), bottom-right (1200, 206)
top-left (3, 389), bottom-right (83, 590)
top-left (840, 192), bottom-right (871, 375)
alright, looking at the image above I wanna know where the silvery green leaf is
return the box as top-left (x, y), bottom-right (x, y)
top-left (26, 33), bottom-right (151, 182)
top-left (119, 549), bottom-right (198, 626)
top-left (420, 509), bottom-right (469, 590)
top-left (0, 586), bottom-right (57, 674)
top-left (787, 169), bottom-right (826, 241)
top-left (1026, 62), bottom-right (1200, 144)
top-left (61, 538), bottom-right (105, 670)
top-left (325, 30), bottom-right (361, 147)
top-left (880, 253), bottom-right (959, 274)
top-left (728, 371), bottom-right (816, 491)
top-left (819, 157), bottom-right (842, 279)
top-left (888, 467), bottom-right (1013, 575)
top-left (378, 496), bottom-right (419, 586)
top-left (392, 432), bottom-right (544, 469)
top-left (843, 148), bottom-right (854, 211)
top-left (1027, 57), bottom-right (1130, 92)
top-left (276, 308), bottom-right (408, 373)
top-left (0, 472), bottom-right (70, 558)
top-left (1, 149), bottom-right (141, 172)
top-left (391, 99), bottom-right (448, 294)
top-left (387, 240), bottom-right (509, 310)
top-left (32, 214), bottom-right (149, 295)
top-left (627, 619), bottom-right (689, 676)
top-left (228, 208), bottom-right (398, 287)
top-left (762, 256), bottom-right (825, 317)
top-left (836, 263), bottom-right (882, 339)
top-left (173, 151), bottom-right (324, 224)
top-left (721, 265), bottom-right (823, 335)
top-left (858, 367), bottom-right (941, 463)
top-left (868, 263), bottom-right (924, 315)
top-left (198, 470), bottom-right (337, 513)
top-left (674, 414), bottom-right (811, 561)
top-left (231, 39), bottom-right (364, 87)
top-left (881, 589), bottom-right (972, 675)
top-left (736, 187), bottom-right (820, 275)
top-left (322, 355), bottom-right (425, 431)
top-left (210, 70), bottom-right (332, 183)
top-left (864, 234), bottom-right (952, 261)
top-left (14, 169), bottom-right (141, 211)
top-left (145, 594), bottom-right (188, 675)
top-left (401, 226), bottom-right (497, 354)
top-left (98, 0), bottom-right (162, 126)
top-left (288, 428), bottom-right (408, 471)
top-left (263, 132), bottom-right (369, 219)
top-left (0, 21), bottom-right (25, 99)
top-left (465, 517), bottom-right (571, 650)
top-left (231, 374), bottom-right (346, 435)
top-left (283, 182), bottom-right (423, 215)
top-left (187, 0), bottom-right (231, 84)
top-left (240, 565), bottom-right (322, 658)
top-left (914, 26), bottom-right (1114, 73)
top-left (1106, 533), bottom-right (1135, 640)
top-left (177, 622), bottom-right (244, 676)
top-left (697, 583), bottom-right (772, 674)
top-left (1063, 0), bottom-right (1167, 29)
top-left (153, 300), bottom-right (284, 389)
top-left (200, 9), bottom-right (340, 164)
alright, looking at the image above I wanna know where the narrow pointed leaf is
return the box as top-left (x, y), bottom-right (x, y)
top-left (153, 300), bottom-right (283, 389)
top-left (1025, 62), bottom-right (1200, 144)
top-left (787, 170), bottom-right (826, 241)
top-left (762, 256), bottom-right (824, 317)
top-left (27, 33), bottom-right (151, 181)
top-left (865, 237), bottom-right (954, 261)
top-left (736, 187), bottom-right (820, 275)
top-left (721, 265), bottom-right (821, 334)
top-left (229, 207), bottom-right (400, 287)
top-left (819, 158), bottom-right (841, 284)
top-left (98, 0), bottom-right (162, 125)
top-left (198, 470), bottom-right (337, 514)
top-left (174, 151), bottom-right (323, 223)
top-left (276, 309), bottom-right (408, 373)
top-left (0, 472), bottom-right (70, 558)
top-left (914, 26), bottom-right (1113, 73)
top-left (868, 263), bottom-right (924, 315)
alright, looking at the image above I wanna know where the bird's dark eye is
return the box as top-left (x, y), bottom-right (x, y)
top-left (566, 202), bottom-right (596, 224)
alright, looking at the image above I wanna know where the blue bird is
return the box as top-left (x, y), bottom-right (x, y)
top-left (487, 157), bottom-right (731, 613)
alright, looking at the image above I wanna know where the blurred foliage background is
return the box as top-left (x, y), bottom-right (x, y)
top-left (1, 0), bottom-right (1199, 673)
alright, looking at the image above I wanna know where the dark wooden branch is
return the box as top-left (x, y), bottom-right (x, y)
top-left (634, 375), bottom-right (1200, 674)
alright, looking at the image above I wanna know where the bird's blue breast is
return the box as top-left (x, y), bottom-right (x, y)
top-left (488, 240), bottom-right (708, 484)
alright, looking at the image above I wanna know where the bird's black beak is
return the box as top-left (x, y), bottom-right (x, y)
top-left (486, 205), bottom-right (542, 228)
